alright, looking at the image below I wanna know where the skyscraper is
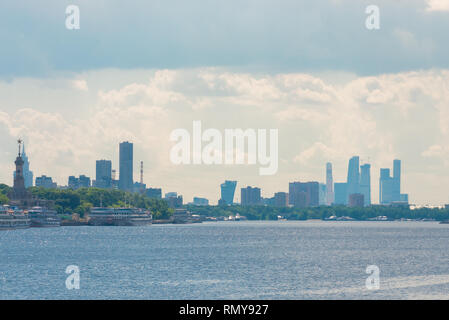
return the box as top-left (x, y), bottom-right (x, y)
top-left (273, 192), bottom-right (288, 207)
top-left (379, 160), bottom-right (408, 205)
top-left (319, 183), bottom-right (327, 206)
top-left (393, 159), bottom-right (401, 201)
top-left (96, 160), bottom-right (112, 188)
top-left (220, 180), bottom-right (237, 205)
top-left (119, 141), bottom-right (133, 192)
top-left (241, 186), bottom-right (261, 206)
top-left (360, 163), bottom-right (371, 206)
top-left (379, 168), bottom-right (393, 204)
top-left (347, 156), bottom-right (360, 197)
top-left (13, 142), bottom-right (33, 188)
top-left (289, 181), bottom-right (319, 207)
top-left (326, 162), bottom-right (334, 205)
top-left (334, 182), bottom-right (348, 205)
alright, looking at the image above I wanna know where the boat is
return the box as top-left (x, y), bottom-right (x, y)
top-left (0, 205), bottom-right (31, 230)
top-left (88, 207), bottom-right (152, 226)
top-left (27, 206), bottom-right (61, 228)
top-left (172, 209), bottom-right (196, 224)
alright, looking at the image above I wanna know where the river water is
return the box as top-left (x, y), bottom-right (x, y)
top-left (1, 220), bottom-right (449, 299)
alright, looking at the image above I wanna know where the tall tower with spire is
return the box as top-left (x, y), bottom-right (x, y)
top-left (13, 141), bottom-right (33, 188)
top-left (10, 139), bottom-right (29, 201)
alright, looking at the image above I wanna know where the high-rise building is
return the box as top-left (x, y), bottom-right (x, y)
top-left (347, 156), bottom-right (360, 198)
top-left (360, 163), bottom-right (371, 206)
top-left (334, 182), bottom-right (348, 205)
top-left (220, 180), bottom-right (237, 205)
top-left (326, 162), bottom-right (334, 205)
top-left (393, 159), bottom-right (401, 201)
top-left (35, 175), bottom-right (57, 189)
top-left (319, 183), bottom-right (327, 206)
top-left (13, 143), bottom-right (33, 188)
top-left (274, 192), bottom-right (288, 207)
top-left (289, 181), bottom-right (319, 207)
top-left (119, 141), bottom-right (133, 192)
top-left (95, 160), bottom-right (112, 188)
top-left (241, 186), bottom-right (261, 206)
top-left (68, 175), bottom-right (91, 189)
top-left (379, 160), bottom-right (408, 205)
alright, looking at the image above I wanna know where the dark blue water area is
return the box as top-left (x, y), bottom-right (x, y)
top-left (1, 221), bottom-right (449, 299)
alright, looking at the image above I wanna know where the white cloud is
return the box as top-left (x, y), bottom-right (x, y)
top-left (72, 79), bottom-right (88, 91)
top-left (426, 0), bottom-right (449, 12)
top-left (1, 68), bottom-right (449, 205)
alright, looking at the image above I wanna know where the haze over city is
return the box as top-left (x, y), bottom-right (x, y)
top-left (1, 0), bottom-right (449, 205)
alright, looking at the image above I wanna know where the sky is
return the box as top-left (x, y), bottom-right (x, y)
top-left (0, 0), bottom-right (448, 205)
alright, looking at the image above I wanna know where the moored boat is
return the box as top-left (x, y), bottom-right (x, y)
top-left (88, 207), bottom-right (152, 226)
top-left (0, 205), bottom-right (31, 230)
top-left (27, 206), bottom-right (61, 228)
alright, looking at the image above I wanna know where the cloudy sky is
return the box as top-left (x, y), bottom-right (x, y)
top-left (0, 0), bottom-right (448, 205)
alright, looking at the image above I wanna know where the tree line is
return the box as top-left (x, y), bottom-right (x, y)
top-left (0, 184), bottom-right (173, 219)
top-left (186, 204), bottom-right (449, 221)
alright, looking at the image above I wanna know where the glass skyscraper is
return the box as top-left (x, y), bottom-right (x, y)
top-left (346, 156), bottom-right (360, 197)
top-left (360, 164), bottom-right (371, 206)
top-left (379, 160), bottom-right (408, 205)
top-left (119, 141), bottom-right (134, 192)
top-left (220, 180), bottom-right (237, 205)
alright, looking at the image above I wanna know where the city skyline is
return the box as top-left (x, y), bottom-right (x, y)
top-left (3, 139), bottom-right (418, 207)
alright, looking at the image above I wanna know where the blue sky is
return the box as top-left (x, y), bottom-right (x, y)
top-left (0, 1), bottom-right (449, 205)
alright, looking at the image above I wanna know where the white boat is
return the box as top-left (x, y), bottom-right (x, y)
top-left (27, 206), bottom-right (61, 227)
top-left (88, 207), bottom-right (152, 226)
top-left (0, 205), bottom-right (31, 230)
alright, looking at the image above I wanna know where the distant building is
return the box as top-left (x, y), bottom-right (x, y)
top-left (380, 160), bottom-right (408, 205)
top-left (95, 160), bottom-right (112, 188)
top-left (334, 182), bottom-right (348, 205)
top-left (289, 181), bottom-right (319, 207)
top-left (319, 183), bottom-right (327, 206)
top-left (165, 192), bottom-right (178, 198)
top-left (262, 197), bottom-right (275, 206)
top-left (349, 193), bottom-right (364, 207)
top-left (68, 175), bottom-right (91, 189)
top-left (13, 143), bottom-right (33, 188)
top-left (165, 192), bottom-right (183, 208)
top-left (360, 164), bottom-right (371, 206)
top-left (133, 182), bottom-right (146, 193)
top-left (35, 175), bottom-right (57, 189)
top-left (146, 188), bottom-right (162, 199)
top-left (220, 180), bottom-right (237, 205)
top-left (347, 156), bottom-right (360, 197)
top-left (193, 197), bottom-right (209, 206)
top-left (119, 141), bottom-right (133, 192)
top-left (274, 192), bottom-right (288, 207)
top-left (241, 186), bottom-right (261, 206)
top-left (326, 162), bottom-right (334, 205)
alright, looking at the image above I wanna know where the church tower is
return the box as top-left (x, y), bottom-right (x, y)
top-left (9, 139), bottom-right (30, 203)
